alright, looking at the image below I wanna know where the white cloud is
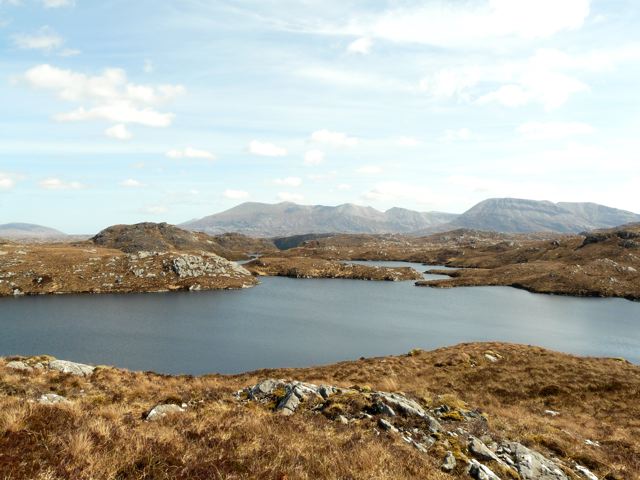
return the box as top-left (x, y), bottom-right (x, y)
top-left (311, 129), bottom-right (358, 147)
top-left (165, 147), bottom-right (215, 160)
top-left (21, 64), bottom-right (184, 127)
top-left (420, 49), bottom-right (592, 110)
top-left (39, 177), bottom-right (84, 190)
top-left (337, 183), bottom-right (351, 191)
top-left (120, 178), bottom-right (145, 188)
top-left (332, 0), bottom-right (590, 47)
top-left (12, 26), bottom-right (63, 51)
top-left (442, 128), bottom-right (477, 142)
top-left (308, 171), bottom-right (337, 181)
top-left (223, 189), bottom-right (250, 200)
top-left (517, 121), bottom-right (595, 140)
top-left (362, 182), bottom-right (434, 205)
top-left (347, 37), bottom-right (372, 54)
top-left (277, 192), bottom-right (304, 202)
top-left (356, 165), bottom-right (383, 175)
top-left (105, 124), bottom-right (132, 140)
top-left (0, 173), bottom-right (16, 189)
top-left (304, 149), bottom-right (325, 166)
top-left (42, 0), bottom-right (74, 7)
top-left (274, 176), bottom-right (302, 187)
top-left (249, 140), bottom-right (287, 157)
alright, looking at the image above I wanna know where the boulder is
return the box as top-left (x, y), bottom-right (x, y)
top-left (146, 404), bottom-right (185, 421)
top-left (48, 359), bottom-right (95, 376)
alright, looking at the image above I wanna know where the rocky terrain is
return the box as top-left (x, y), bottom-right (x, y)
top-left (0, 241), bottom-right (256, 297)
top-left (0, 343), bottom-right (637, 479)
top-left (265, 226), bottom-right (640, 300)
top-left (416, 224), bottom-right (640, 300)
top-left (244, 256), bottom-right (423, 281)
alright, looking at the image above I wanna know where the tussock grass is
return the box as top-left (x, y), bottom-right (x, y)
top-left (0, 343), bottom-right (638, 479)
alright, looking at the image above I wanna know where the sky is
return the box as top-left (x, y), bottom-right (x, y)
top-left (1, 0), bottom-right (640, 233)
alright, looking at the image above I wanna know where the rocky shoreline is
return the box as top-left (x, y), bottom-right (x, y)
top-left (1, 343), bottom-right (636, 479)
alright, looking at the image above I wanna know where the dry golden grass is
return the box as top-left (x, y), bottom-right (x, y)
top-left (1, 343), bottom-right (638, 479)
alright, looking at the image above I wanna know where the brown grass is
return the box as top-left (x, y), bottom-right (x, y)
top-left (1, 343), bottom-right (639, 479)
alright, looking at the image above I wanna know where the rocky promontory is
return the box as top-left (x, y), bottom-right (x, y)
top-left (244, 256), bottom-right (423, 281)
top-left (0, 343), bottom-right (636, 479)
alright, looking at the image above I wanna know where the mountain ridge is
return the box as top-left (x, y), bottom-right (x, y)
top-left (181, 198), bottom-right (640, 237)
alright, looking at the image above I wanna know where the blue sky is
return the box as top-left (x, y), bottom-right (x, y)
top-left (1, 0), bottom-right (640, 233)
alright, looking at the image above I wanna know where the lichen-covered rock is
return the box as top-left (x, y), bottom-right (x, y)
top-left (575, 465), bottom-right (598, 480)
top-left (48, 359), bottom-right (95, 377)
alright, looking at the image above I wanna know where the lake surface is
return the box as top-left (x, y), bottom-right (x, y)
top-left (1, 261), bottom-right (639, 374)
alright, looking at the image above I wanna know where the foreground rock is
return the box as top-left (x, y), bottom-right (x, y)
top-left (244, 256), bottom-right (423, 281)
top-left (238, 377), bottom-right (584, 479)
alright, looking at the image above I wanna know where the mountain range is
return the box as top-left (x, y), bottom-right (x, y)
top-left (180, 202), bottom-right (457, 237)
top-left (5, 198), bottom-right (640, 241)
top-left (181, 198), bottom-right (640, 237)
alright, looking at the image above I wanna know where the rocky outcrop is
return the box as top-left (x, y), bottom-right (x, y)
top-left (239, 378), bottom-right (588, 480)
top-left (49, 359), bottom-right (95, 377)
top-left (0, 243), bottom-right (257, 297)
top-left (244, 256), bottom-right (422, 281)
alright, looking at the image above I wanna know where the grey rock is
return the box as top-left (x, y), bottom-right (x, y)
top-left (48, 359), bottom-right (95, 377)
top-left (337, 415), bottom-right (349, 425)
top-left (469, 436), bottom-right (501, 463)
top-left (38, 393), bottom-right (69, 404)
top-left (442, 451), bottom-right (456, 472)
top-left (146, 404), bottom-right (185, 421)
top-left (503, 442), bottom-right (568, 480)
top-left (6, 360), bottom-right (33, 372)
top-left (468, 460), bottom-right (501, 480)
top-left (372, 391), bottom-right (442, 432)
top-left (171, 253), bottom-right (250, 279)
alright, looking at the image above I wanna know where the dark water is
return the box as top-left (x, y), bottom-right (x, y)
top-left (1, 261), bottom-right (638, 374)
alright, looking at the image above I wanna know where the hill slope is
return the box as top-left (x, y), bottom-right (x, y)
top-left (0, 223), bottom-right (67, 241)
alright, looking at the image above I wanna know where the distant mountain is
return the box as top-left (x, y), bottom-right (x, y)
top-left (180, 202), bottom-right (458, 237)
top-left (424, 198), bottom-right (640, 234)
top-left (0, 223), bottom-right (67, 241)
